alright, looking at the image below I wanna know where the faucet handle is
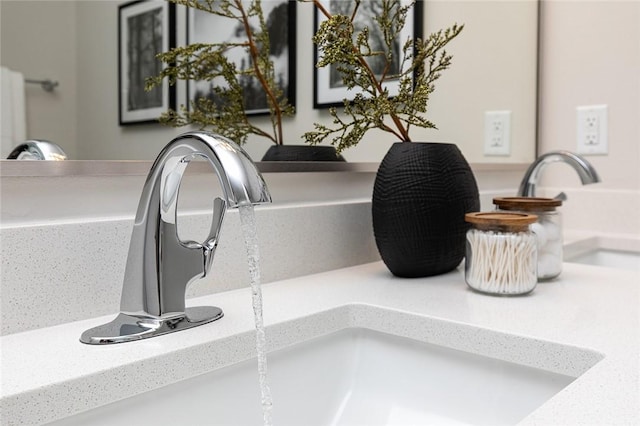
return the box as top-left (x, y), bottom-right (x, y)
top-left (203, 197), bottom-right (227, 276)
top-left (553, 192), bottom-right (568, 201)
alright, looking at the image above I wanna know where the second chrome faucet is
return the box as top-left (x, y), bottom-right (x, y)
top-left (518, 150), bottom-right (601, 197)
top-left (81, 131), bottom-right (271, 344)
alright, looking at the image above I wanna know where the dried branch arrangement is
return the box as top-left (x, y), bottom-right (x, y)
top-left (302, 0), bottom-right (463, 152)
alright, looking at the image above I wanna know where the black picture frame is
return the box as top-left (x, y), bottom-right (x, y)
top-left (313, 0), bottom-right (423, 109)
top-left (118, 0), bottom-right (175, 125)
top-left (187, 0), bottom-right (296, 116)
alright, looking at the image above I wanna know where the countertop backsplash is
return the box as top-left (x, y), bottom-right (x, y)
top-left (1, 201), bottom-right (379, 335)
top-left (1, 166), bottom-right (523, 335)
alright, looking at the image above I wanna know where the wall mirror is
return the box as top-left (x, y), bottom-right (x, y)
top-left (1, 0), bottom-right (538, 172)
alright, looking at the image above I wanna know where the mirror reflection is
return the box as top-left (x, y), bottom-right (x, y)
top-left (0, 0), bottom-right (538, 164)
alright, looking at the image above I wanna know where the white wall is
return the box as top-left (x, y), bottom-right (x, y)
top-left (538, 0), bottom-right (640, 191)
top-left (4, 1), bottom-right (637, 190)
top-left (75, 0), bottom-right (188, 160)
top-left (0, 0), bottom-right (79, 157)
top-left (537, 0), bottom-right (640, 237)
top-left (421, 0), bottom-right (537, 164)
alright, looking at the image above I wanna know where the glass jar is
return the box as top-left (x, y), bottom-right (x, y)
top-left (493, 197), bottom-right (563, 280)
top-left (464, 212), bottom-right (538, 296)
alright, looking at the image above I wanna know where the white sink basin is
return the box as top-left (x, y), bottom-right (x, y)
top-left (565, 248), bottom-right (640, 271)
top-left (49, 323), bottom-right (595, 426)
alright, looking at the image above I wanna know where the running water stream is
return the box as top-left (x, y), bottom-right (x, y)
top-left (239, 205), bottom-right (273, 426)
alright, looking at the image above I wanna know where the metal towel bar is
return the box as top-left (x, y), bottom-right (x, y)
top-left (25, 78), bottom-right (58, 92)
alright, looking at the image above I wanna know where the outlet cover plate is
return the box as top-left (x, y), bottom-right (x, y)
top-left (577, 105), bottom-right (608, 155)
top-left (484, 111), bottom-right (511, 156)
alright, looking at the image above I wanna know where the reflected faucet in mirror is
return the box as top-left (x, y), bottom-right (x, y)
top-left (6, 139), bottom-right (67, 160)
top-left (518, 150), bottom-right (601, 198)
top-left (80, 131), bottom-right (272, 345)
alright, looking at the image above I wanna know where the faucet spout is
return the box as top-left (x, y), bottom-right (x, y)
top-left (7, 139), bottom-right (67, 160)
top-left (80, 131), bottom-right (271, 344)
top-left (517, 150), bottom-right (601, 197)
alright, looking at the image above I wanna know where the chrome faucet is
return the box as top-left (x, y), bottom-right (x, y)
top-left (81, 131), bottom-right (271, 344)
top-left (518, 150), bottom-right (601, 197)
top-left (7, 139), bottom-right (67, 160)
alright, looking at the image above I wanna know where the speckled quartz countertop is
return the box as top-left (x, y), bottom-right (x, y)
top-left (1, 261), bottom-right (638, 425)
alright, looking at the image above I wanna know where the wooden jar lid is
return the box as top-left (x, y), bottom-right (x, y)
top-left (465, 212), bottom-right (538, 232)
top-left (493, 196), bottom-right (562, 211)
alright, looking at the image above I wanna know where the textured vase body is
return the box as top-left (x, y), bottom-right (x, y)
top-left (373, 142), bottom-right (480, 277)
top-left (261, 145), bottom-right (345, 161)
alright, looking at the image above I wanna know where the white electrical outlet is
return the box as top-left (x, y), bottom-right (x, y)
top-left (484, 111), bottom-right (511, 156)
top-left (577, 105), bottom-right (608, 155)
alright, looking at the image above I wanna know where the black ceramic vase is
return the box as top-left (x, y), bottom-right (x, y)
top-left (372, 142), bottom-right (480, 278)
top-left (261, 145), bottom-right (346, 161)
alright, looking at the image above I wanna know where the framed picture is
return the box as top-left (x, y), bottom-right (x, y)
top-left (187, 0), bottom-right (296, 115)
top-left (118, 0), bottom-right (175, 125)
top-left (313, 0), bottom-right (422, 108)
